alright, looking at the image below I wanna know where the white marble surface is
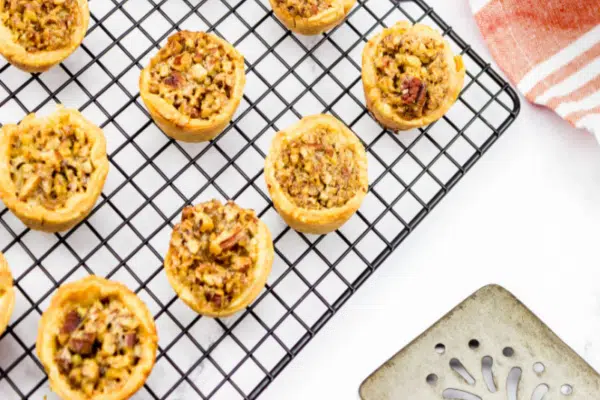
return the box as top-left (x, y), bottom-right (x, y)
top-left (261, 0), bottom-right (600, 399)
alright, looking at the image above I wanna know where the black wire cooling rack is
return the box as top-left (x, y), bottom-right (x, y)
top-left (0, 0), bottom-right (520, 398)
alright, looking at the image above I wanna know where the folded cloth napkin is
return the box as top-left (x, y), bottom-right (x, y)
top-left (470, 0), bottom-right (600, 136)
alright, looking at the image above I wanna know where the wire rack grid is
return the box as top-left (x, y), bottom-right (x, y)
top-left (0, 0), bottom-right (519, 398)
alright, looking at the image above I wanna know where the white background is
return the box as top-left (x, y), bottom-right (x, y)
top-left (262, 0), bottom-right (600, 398)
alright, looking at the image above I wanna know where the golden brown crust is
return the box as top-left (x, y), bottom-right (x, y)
top-left (270, 0), bottom-right (355, 35)
top-left (37, 275), bottom-right (158, 400)
top-left (0, 252), bottom-right (15, 336)
top-left (0, 0), bottom-right (89, 73)
top-left (264, 114), bottom-right (368, 234)
top-left (164, 200), bottom-right (274, 317)
top-left (362, 21), bottom-right (465, 131)
top-left (139, 30), bottom-right (246, 142)
top-left (0, 107), bottom-right (109, 233)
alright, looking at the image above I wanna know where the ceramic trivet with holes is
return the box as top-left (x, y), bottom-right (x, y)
top-left (359, 285), bottom-right (600, 399)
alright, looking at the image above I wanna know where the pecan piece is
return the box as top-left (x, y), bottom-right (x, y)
top-left (210, 227), bottom-right (245, 255)
top-left (163, 71), bottom-right (185, 89)
top-left (305, 142), bottom-right (333, 156)
top-left (181, 205), bottom-right (195, 220)
top-left (400, 76), bottom-right (427, 105)
top-left (219, 227), bottom-right (245, 250)
top-left (341, 166), bottom-right (351, 179)
top-left (206, 292), bottom-right (223, 308)
top-left (231, 256), bottom-right (251, 273)
top-left (212, 293), bottom-right (223, 308)
top-left (68, 332), bottom-right (96, 355)
top-left (124, 332), bottom-right (137, 348)
top-left (55, 348), bottom-right (72, 373)
top-left (18, 175), bottom-right (41, 201)
top-left (61, 310), bottom-right (82, 334)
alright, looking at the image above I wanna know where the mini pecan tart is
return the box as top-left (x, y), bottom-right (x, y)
top-left (140, 30), bottom-right (246, 142)
top-left (362, 21), bottom-right (466, 131)
top-left (0, 107), bottom-right (109, 232)
top-left (164, 200), bottom-right (274, 317)
top-left (264, 114), bottom-right (368, 234)
top-left (0, 0), bottom-right (90, 72)
top-left (269, 0), bottom-right (355, 35)
top-left (37, 276), bottom-right (158, 400)
top-left (0, 252), bottom-right (15, 336)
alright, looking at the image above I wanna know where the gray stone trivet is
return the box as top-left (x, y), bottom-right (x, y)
top-left (360, 285), bottom-right (600, 399)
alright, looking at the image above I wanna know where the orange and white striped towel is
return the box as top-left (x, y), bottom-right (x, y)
top-left (470, 0), bottom-right (600, 136)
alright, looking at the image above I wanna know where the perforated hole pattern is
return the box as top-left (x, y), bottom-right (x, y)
top-left (433, 341), bottom-right (574, 399)
top-left (0, 0), bottom-right (519, 399)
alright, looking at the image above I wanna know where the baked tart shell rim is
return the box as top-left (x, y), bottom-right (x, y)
top-left (164, 216), bottom-right (274, 317)
top-left (36, 275), bottom-right (158, 400)
top-left (269, 0), bottom-right (356, 35)
top-left (264, 113), bottom-right (369, 234)
top-left (361, 21), bottom-right (466, 131)
top-left (0, 252), bottom-right (15, 337)
top-left (139, 32), bottom-right (246, 143)
top-left (0, 0), bottom-right (90, 72)
top-left (0, 107), bottom-right (109, 232)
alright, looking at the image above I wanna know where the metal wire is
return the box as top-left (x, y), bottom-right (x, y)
top-left (0, 0), bottom-right (520, 398)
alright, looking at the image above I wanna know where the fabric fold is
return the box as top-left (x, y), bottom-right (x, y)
top-left (470, 0), bottom-right (600, 136)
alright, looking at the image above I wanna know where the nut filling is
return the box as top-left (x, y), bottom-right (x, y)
top-left (1, 0), bottom-right (80, 52)
top-left (148, 31), bottom-right (238, 120)
top-left (53, 298), bottom-right (143, 396)
top-left (167, 200), bottom-right (260, 311)
top-left (9, 114), bottom-right (95, 210)
top-left (375, 32), bottom-right (449, 120)
top-left (274, 127), bottom-right (362, 210)
top-left (275, 0), bottom-right (332, 18)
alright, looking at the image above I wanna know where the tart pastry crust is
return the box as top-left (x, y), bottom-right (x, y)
top-left (0, 0), bottom-right (89, 73)
top-left (164, 200), bottom-right (274, 317)
top-left (0, 252), bottom-right (15, 336)
top-left (264, 114), bottom-right (368, 234)
top-left (270, 0), bottom-right (356, 35)
top-left (0, 107), bottom-right (109, 232)
top-left (140, 30), bottom-right (246, 142)
top-left (37, 275), bottom-right (158, 400)
top-left (362, 21), bottom-right (465, 131)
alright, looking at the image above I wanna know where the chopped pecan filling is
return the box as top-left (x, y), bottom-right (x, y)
top-left (53, 298), bottom-right (143, 396)
top-left (9, 115), bottom-right (94, 210)
top-left (1, 0), bottom-right (80, 52)
top-left (375, 32), bottom-right (449, 119)
top-left (275, 0), bottom-right (332, 18)
top-left (167, 200), bottom-right (259, 311)
top-left (148, 31), bottom-right (238, 120)
top-left (274, 127), bottom-right (362, 210)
